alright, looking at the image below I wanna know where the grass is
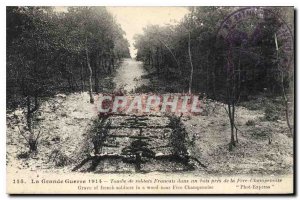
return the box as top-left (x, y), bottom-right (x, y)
top-left (238, 95), bottom-right (285, 122)
top-left (250, 127), bottom-right (271, 139)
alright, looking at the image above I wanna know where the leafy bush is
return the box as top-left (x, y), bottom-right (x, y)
top-left (90, 117), bottom-right (111, 154)
top-left (245, 120), bottom-right (255, 126)
top-left (168, 115), bottom-right (188, 156)
top-left (265, 104), bottom-right (280, 121)
top-left (250, 127), bottom-right (271, 139)
top-left (17, 152), bottom-right (30, 159)
top-left (49, 149), bottom-right (71, 167)
top-left (135, 84), bottom-right (156, 93)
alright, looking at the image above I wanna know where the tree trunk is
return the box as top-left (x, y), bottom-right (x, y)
top-left (274, 33), bottom-right (292, 135)
top-left (135, 153), bottom-right (141, 172)
top-left (101, 57), bottom-right (106, 73)
top-left (85, 40), bottom-right (94, 104)
top-left (188, 31), bottom-right (194, 94)
top-left (111, 57), bottom-right (114, 70)
top-left (155, 47), bottom-right (160, 76)
top-left (157, 38), bottom-right (181, 75)
top-left (80, 60), bottom-right (85, 92)
top-left (26, 95), bottom-right (39, 152)
top-left (26, 96), bottom-right (32, 132)
top-left (26, 95), bottom-right (39, 132)
top-left (94, 53), bottom-right (99, 93)
top-left (228, 101), bottom-right (235, 151)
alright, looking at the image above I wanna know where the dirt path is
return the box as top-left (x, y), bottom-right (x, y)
top-left (113, 58), bottom-right (149, 92)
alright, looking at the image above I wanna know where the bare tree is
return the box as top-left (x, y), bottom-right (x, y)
top-left (188, 31), bottom-right (194, 94)
top-left (188, 7), bottom-right (194, 94)
top-left (85, 37), bottom-right (94, 104)
top-left (16, 123), bottom-right (43, 152)
top-left (274, 33), bottom-right (293, 135)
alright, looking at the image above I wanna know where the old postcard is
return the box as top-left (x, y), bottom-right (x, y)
top-left (6, 6), bottom-right (294, 194)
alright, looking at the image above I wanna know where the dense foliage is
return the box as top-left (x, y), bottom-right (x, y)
top-left (134, 7), bottom-right (294, 100)
top-left (7, 6), bottom-right (130, 109)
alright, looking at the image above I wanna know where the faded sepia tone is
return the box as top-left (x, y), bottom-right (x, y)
top-left (6, 6), bottom-right (294, 194)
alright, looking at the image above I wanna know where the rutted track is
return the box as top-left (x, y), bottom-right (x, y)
top-left (72, 114), bottom-right (206, 173)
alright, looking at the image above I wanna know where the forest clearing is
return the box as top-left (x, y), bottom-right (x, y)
top-left (6, 6), bottom-right (294, 189)
top-left (7, 58), bottom-right (293, 175)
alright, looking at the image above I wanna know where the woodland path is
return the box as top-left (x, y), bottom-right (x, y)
top-left (113, 58), bottom-right (149, 92)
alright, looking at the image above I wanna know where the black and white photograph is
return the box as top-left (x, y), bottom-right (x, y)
top-left (5, 5), bottom-right (295, 194)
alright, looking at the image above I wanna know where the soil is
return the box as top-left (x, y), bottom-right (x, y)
top-left (6, 59), bottom-right (293, 175)
top-left (6, 92), bottom-right (293, 175)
